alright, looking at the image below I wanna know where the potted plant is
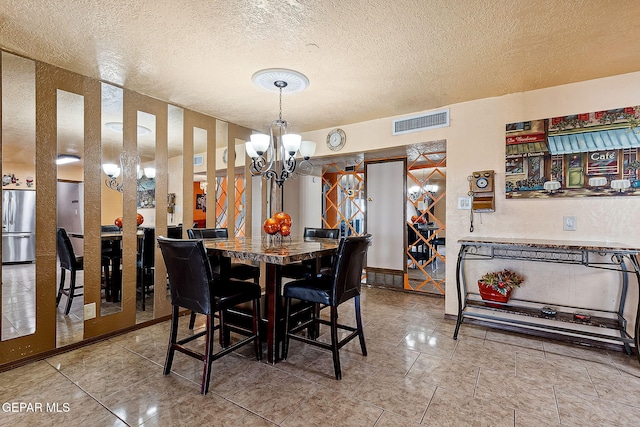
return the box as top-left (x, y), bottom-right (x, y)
top-left (478, 269), bottom-right (524, 307)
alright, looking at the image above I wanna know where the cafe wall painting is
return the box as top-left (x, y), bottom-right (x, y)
top-left (505, 105), bottom-right (640, 199)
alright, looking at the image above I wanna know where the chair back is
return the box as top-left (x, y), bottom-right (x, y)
top-left (187, 228), bottom-right (228, 239)
top-left (56, 228), bottom-right (78, 270)
top-left (157, 237), bottom-right (214, 315)
top-left (331, 234), bottom-right (372, 305)
top-left (304, 227), bottom-right (339, 240)
top-left (140, 227), bottom-right (156, 269)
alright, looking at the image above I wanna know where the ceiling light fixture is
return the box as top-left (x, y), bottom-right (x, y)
top-left (105, 121), bottom-right (152, 136)
top-left (245, 68), bottom-right (316, 188)
top-left (56, 154), bottom-right (81, 165)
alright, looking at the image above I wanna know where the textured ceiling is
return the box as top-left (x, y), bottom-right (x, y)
top-left (2, 0), bottom-right (640, 142)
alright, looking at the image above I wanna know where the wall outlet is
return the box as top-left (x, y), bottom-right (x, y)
top-left (458, 196), bottom-right (472, 210)
top-left (563, 216), bottom-right (577, 231)
top-left (84, 302), bottom-right (96, 320)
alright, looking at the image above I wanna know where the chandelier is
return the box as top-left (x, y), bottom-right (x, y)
top-left (245, 69), bottom-right (316, 187)
top-left (102, 152), bottom-right (155, 192)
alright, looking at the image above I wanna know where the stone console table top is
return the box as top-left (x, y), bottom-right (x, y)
top-left (202, 237), bottom-right (339, 265)
top-left (458, 237), bottom-right (640, 254)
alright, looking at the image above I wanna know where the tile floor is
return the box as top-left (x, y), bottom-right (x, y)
top-left (2, 286), bottom-right (640, 426)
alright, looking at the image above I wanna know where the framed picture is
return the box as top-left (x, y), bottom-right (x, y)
top-left (196, 193), bottom-right (206, 212)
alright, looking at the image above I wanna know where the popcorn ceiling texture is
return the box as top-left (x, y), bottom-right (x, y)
top-left (1, 0), bottom-right (640, 133)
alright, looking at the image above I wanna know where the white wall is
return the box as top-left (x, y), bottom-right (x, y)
top-left (301, 71), bottom-right (640, 328)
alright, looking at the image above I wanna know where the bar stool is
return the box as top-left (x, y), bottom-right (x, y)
top-left (158, 237), bottom-right (262, 395)
top-left (282, 234), bottom-right (372, 380)
top-left (56, 228), bottom-right (84, 315)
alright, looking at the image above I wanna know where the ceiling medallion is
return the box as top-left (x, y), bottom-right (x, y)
top-left (251, 68), bottom-right (310, 93)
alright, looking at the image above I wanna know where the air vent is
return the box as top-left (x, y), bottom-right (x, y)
top-left (392, 109), bottom-right (449, 136)
top-left (194, 154), bottom-right (204, 166)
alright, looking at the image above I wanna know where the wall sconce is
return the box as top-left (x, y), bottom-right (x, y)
top-left (102, 152), bottom-right (141, 193)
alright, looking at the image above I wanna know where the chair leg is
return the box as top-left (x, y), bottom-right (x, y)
top-left (219, 310), bottom-right (230, 348)
top-left (202, 314), bottom-right (215, 395)
top-left (164, 305), bottom-right (179, 375)
top-left (64, 270), bottom-right (76, 315)
top-left (355, 295), bottom-right (367, 356)
top-left (188, 311), bottom-right (197, 329)
top-left (282, 297), bottom-right (292, 360)
top-left (56, 269), bottom-right (66, 306)
top-left (330, 306), bottom-right (342, 380)
top-left (253, 298), bottom-right (262, 360)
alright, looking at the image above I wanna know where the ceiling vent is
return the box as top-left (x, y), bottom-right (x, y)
top-left (392, 109), bottom-right (449, 136)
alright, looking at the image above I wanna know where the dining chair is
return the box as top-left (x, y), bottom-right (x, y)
top-left (187, 228), bottom-right (260, 285)
top-left (101, 225), bottom-right (122, 302)
top-left (186, 228), bottom-right (261, 335)
top-left (282, 234), bottom-right (372, 380)
top-left (137, 227), bottom-right (155, 310)
top-left (407, 223), bottom-right (429, 267)
top-left (281, 227), bottom-right (340, 280)
top-left (158, 237), bottom-right (261, 395)
top-left (56, 228), bottom-right (84, 315)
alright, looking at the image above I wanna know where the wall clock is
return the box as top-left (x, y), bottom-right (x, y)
top-left (327, 128), bottom-right (346, 151)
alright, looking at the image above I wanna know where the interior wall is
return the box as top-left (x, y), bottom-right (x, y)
top-left (301, 71), bottom-right (640, 325)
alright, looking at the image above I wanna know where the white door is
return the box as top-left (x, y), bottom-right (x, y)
top-left (366, 160), bottom-right (405, 270)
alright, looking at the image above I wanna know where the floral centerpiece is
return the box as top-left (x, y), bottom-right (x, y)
top-left (477, 269), bottom-right (524, 307)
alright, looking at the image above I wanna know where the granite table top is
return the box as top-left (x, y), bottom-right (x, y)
top-left (202, 237), bottom-right (339, 265)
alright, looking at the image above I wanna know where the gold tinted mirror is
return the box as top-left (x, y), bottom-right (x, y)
top-left (56, 89), bottom-right (85, 347)
top-left (1, 52), bottom-right (36, 341)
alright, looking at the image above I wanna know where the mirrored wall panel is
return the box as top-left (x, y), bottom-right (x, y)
top-left (100, 83), bottom-right (124, 316)
top-left (1, 52), bottom-right (36, 341)
top-left (56, 89), bottom-right (85, 347)
top-left (136, 111), bottom-right (156, 323)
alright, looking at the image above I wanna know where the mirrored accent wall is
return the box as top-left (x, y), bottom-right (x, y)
top-left (0, 50), bottom-right (246, 368)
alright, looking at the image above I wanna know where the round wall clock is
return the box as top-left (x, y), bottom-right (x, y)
top-left (327, 128), bottom-right (346, 151)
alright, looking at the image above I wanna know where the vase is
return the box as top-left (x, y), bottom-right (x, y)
top-left (478, 281), bottom-right (511, 308)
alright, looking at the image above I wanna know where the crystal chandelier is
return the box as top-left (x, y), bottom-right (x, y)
top-left (245, 69), bottom-right (316, 187)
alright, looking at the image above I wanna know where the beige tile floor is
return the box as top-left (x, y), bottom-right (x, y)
top-left (2, 286), bottom-right (640, 426)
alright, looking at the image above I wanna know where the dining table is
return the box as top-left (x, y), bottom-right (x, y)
top-left (202, 236), bottom-right (339, 364)
top-left (69, 229), bottom-right (144, 302)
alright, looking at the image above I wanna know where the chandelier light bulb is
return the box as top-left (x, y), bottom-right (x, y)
top-left (245, 141), bottom-right (259, 159)
top-left (250, 133), bottom-right (270, 155)
top-left (102, 163), bottom-right (121, 178)
top-left (299, 140), bottom-right (316, 159)
top-left (281, 133), bottom-right (302, 156)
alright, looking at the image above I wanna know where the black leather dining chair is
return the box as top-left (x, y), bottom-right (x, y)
top-left (281, 227), bottom-right (340, 280)
top-left (56, 228), bottom-right (84, 315)
top-left (282, 234), bottom-right (372, 380)
top-left (187, 228), bottom-right (260, 285)
top-left (186, 227), bottom-right (261, 334)
top-left (407, 223), bottom-right (429, 267)
top-left (101, 225), bottom-right (121, 302)
top-left (137, 227), bottom-right (155, 310)
top-left (158, 237), bottom-right (262, 395)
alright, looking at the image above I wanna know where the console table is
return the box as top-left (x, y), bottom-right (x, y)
top-left (454, 237), bottom-right (640, 360)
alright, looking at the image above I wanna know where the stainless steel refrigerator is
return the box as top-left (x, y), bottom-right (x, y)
top-left (2, 189), bottom-right (36, 263)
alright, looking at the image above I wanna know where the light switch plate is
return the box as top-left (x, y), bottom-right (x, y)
top-left (458, 196), bottom-right (472, 210)
top-left (84, 302), bottom-right (96, 320)
top-left (563, 216), bottom-right (577, 231)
